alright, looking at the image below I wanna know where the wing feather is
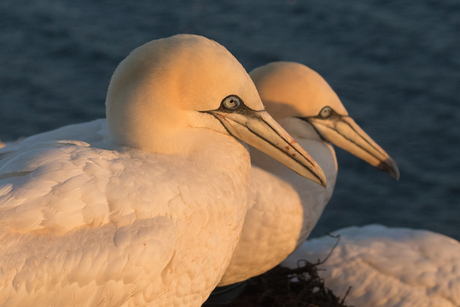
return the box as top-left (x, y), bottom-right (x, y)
top-left (0, 127), bottom-right (184, 306)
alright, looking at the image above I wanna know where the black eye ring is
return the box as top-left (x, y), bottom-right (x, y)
top-left (221, 95), bottom-right (242, 110)
top-left (319, 106), bottom-right (332, 118)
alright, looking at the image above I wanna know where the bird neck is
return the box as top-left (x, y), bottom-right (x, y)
top-left (251, 137), bottom-right (337, 194)
top-left (250, 136), bottom-right (337, 245)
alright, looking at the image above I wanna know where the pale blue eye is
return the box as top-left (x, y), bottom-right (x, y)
top-left (222, 96), bottom-right (241, 110)
top-left (320, 106), bottom-right (332, 118)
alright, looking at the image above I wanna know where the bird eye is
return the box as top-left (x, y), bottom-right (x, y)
top-left (222, 95), bottom-right (242, 110)
top-left (319, 106), bottom-right (332, 118)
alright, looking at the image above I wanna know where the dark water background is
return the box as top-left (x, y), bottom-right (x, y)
top-left (0, 0), bottom-right (459, 239)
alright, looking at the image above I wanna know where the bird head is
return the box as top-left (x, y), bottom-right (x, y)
top-left (105, 35), bottom-right (327, 186)
top-left (250, 62), bottom-right (399, 180)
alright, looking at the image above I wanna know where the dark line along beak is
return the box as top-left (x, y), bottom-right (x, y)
top-left (302, 115), bottom-right (400, 180)
top-left (206, 107), bottom-right (327, 187)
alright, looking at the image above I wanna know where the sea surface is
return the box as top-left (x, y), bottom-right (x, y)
top-left (1, 0), bottom-right (459, 240)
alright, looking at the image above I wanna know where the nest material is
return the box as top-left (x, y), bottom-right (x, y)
top-left (207, 235), bottom-right (353, 307)
top-left (225, 260), bottom-right (352, 307)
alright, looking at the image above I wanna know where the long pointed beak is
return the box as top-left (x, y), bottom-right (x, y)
top-left (208, 108), bottom-right (327, 188)
top-left (305, 115), bottom-right (399, 180)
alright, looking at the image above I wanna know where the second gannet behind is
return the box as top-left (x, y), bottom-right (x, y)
top-left (282, 225), bottom-right (460, 307)
top-left (0, 39), bottom-right (326, 307)
top-left (217, 62), bottom-right (399, 287)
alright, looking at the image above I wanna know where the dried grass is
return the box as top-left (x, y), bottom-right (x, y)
top-left (205, 235), bottom-right (353, 307)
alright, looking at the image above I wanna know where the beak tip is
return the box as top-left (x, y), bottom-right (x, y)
top-left (294, 164), bottom-right (327, 188)
top-left (315, 168), bottom-right (328, 189)
top-left (391, 168), bottom-right (400, 181)
top-left (378, 158), bottom-right (400, 181)
top-left (318, 174), bottom-right (328, 188)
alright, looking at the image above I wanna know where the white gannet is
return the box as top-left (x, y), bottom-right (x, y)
top-left (0, 37), bottom-right (327, 307)
top-left (282, 225), bottom-right (460, 307)
top-left (217, 62), bottom-right (399, 287)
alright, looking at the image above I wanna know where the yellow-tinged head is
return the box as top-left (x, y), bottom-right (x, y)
top-left (105, 35), bottom-right (327, 186)
top-left (250, 62), bottom-right (399, 180)
top-left (251, 62), bottom-right (348, 120)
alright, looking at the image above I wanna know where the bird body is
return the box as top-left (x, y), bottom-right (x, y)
top-left (219, 128), bottom-right (337, 286)
top-left (0, 37), bottom-right (326, 307)
top-left (282, 225), bottom-right (460, 307)
top-left (0, 118), bottom-right (250, 307)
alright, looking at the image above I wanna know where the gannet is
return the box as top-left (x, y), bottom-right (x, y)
top-left (282, 225), bottom-right (460, 307)
top-left (0, 38), bottom-right (326, 307)
top-left (217, 62), bottom-right (399, 287)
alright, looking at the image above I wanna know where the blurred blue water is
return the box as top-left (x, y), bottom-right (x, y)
top-left (0, 0), bottom-right (459, 239)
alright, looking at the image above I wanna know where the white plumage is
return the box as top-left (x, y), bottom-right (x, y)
top-left (0, 37), bottom-right (326, 307)
top-left (0, 130), bottom-right (241, 306)
top-left (282, 225), bottom-right (460, 307)
top-left (219, 62), bottom-right (399, 286)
